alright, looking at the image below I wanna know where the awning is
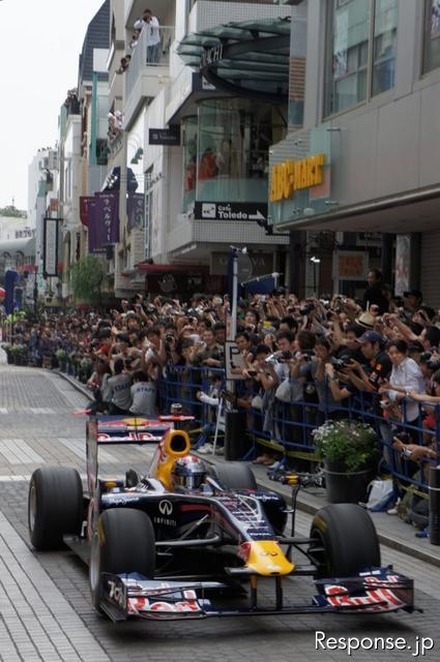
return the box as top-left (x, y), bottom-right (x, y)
top-left (0, 236), bottom-right (35, 258)
top-left (177, 18), bottom-right (291, 104)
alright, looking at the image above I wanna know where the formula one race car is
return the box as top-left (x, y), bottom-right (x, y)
top-left (28, 415), bottom-right (417, 622)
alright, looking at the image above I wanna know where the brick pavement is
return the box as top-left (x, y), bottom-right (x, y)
top-left (0, 511), bottom-right (110, 662)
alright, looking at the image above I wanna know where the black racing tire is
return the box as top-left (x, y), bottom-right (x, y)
top-left (89, 508), bottom-right (155, 613)
top-left (212, 462), bottom-right (257, 491)
top-left (28, 467), bottom-right (83, 551)
top-left (309, 503), bottom-right (381, 578)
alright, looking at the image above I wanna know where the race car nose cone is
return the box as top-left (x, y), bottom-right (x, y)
top-left (240, 541), bottom-right (294, 576)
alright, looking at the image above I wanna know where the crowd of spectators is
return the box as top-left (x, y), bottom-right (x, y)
top-left (2, 272), bottom-right (440, 527)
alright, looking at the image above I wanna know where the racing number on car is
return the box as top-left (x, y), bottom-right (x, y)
top-left (108, 580), bottom-right (125, 608)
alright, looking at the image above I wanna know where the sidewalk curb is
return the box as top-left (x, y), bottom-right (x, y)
top-left (56, 370), bottom-right (440, 569)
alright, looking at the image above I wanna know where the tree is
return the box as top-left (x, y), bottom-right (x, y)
top-left (0, 205), bottom-right (27, 218)
top-left (68, 255), bottom-right (108, 305)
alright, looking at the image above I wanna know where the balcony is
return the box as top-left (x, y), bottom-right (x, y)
top-left (124, 25), bottom-right (175, 128)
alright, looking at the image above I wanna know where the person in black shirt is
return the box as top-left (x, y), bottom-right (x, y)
top-left (362, 269), bottom-right (389, 315)
top-left (343, 330), bottom-right (392, 396)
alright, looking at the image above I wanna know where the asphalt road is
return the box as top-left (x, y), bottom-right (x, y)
top-left (0, 364), bottom-right (439, 661)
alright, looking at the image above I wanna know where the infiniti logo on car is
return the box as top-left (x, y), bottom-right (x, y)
top-left (158, 500), bottom-right (173, 516)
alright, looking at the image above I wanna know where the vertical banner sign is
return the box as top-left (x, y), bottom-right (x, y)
top-left (126, 192), bottom-right (145, 230)
top-left (94, 191), bottom-right (120, 246)
top-left (43, 217), bottom-right (59, 277)
top-left (87, 197), bottom-right (103, 254)
top-left (79, 196), bottom-right (94, 227)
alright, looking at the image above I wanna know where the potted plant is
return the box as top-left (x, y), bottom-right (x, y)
top-left (55, 348), bottom-right (67, 372)
top-left (10, 343), bottom-right (29, 367)
top-left (311, 419), bottom-right (378, 504)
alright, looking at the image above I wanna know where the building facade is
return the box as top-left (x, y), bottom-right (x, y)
top-left (270, 0), bottom-right (440, 306)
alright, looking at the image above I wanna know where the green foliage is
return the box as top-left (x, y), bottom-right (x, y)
top-left (0, 205), bottom-right (27, 218)
top-left (68, 255), bottom-right (108, 304)
top-left (6, 310), bottom-right (27, 324)
top-left (10, 343), bottom-right (28, 356)
top-left (311, 419), bottom-right (378, 473)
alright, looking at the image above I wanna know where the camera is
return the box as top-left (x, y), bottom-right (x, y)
top-left (247, 369), bottom-right (258, 377)
top-left (299, 303), bottom-right (314, 316)
top-left (278, 350), bottom-right (293, 362)
top-left (331, 355), bottom-right (352, 370)
top-left (428, 358), bottom-right (440, 372)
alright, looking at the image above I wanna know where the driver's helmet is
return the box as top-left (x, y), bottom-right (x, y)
top-left (171, 455), bottom-right (207, 491)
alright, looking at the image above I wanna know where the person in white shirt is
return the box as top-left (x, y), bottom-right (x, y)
top-left (380, 339), bottom-right (426, 425)
top-left (134, 8), bottom-right (161, 64)
top-left (129, 370), bottom-right (157, 417)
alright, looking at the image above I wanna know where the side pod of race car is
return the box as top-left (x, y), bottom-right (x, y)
top-left (28, 414), bottom-right (418, 622)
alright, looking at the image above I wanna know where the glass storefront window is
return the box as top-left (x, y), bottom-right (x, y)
top-left (181, 100), bottom-right (285, 213)
top-left (423, 0), bottom-right (440, 73)
top-left (372, 0), bottom-right (398, 96)
top-left (325, 0), bottom-right (398, 117)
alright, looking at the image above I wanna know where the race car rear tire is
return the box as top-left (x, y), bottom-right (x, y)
top-left (212, 462), bottom-right (257, 490)
top-left (309, 503), bottom-right (380, 578)
top-left (28, 466), bottom-right (83, 551)
top-left (90, 508), bottom-right (155, 613)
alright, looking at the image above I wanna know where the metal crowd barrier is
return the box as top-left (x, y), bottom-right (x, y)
top-left (158, 366), bottom-right (440, 501)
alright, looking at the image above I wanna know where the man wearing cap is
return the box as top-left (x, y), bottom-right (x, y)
top-left (344, 330), bottom-right (392, 394)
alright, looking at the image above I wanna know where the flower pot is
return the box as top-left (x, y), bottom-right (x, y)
top-left (324, 459), bottom-right (376, 504)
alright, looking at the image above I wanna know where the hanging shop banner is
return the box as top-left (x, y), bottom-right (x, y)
top-left (88, 192), bottom-right (120, 253)
top-left (126, 192), bottom-right (145, 230)
top-left (87, 197), bottom-right (102, 254)
top-left (43, 217), bottom-right (60, 277)
top-left (79, 196), bottom-right (94, 226)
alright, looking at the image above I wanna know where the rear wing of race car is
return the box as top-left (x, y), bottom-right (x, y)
top-left (86, 414), bottom-right (192, 494)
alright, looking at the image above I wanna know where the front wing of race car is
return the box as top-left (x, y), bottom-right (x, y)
top-left (98, 566), bottom-right (416, 622)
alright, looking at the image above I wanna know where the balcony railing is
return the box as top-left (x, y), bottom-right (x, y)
top-left (125, 25), bottom-right (175, 100)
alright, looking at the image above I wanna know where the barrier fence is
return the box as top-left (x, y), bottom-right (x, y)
top-left (158, 365), bottom-right (440, 504)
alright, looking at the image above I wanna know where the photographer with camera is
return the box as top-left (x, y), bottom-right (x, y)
top-left (244, 344), bottom-right (280, 466)
top-left (343, 330), bottom-right (392, 395)
top-left (293, 337), bottom-right (354, 424)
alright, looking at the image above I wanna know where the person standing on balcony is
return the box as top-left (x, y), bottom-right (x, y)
top-left (134, 9), bottom-right (161, 64)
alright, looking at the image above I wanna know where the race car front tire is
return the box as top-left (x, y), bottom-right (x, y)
top-left (212, 462), bottom-right (257, 490)
top-left (90, 508), bottom-right (156, 613)
top-left (309, 503), bottom-right (381, 578)
top-left (28, 466), bottom-right (83, 550)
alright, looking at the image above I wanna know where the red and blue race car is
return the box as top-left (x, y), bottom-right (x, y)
top-left (28, 415), bottom-right (417, 622)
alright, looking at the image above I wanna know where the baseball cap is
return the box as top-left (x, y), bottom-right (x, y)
top-left (356, 331), bottom-right (385, 345)
top-left (403, 289), bottom-right (423, 300)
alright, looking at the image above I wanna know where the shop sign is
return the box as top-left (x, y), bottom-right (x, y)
top-left (270, 153), bottom-right (326, 202)
top-left (194, 201), bottom-right (267, 222)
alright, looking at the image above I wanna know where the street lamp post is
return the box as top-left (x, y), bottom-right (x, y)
top-left (228, 245), bottom-right (247, 341)
top-left (310, 255), bottom-right (321, 296)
